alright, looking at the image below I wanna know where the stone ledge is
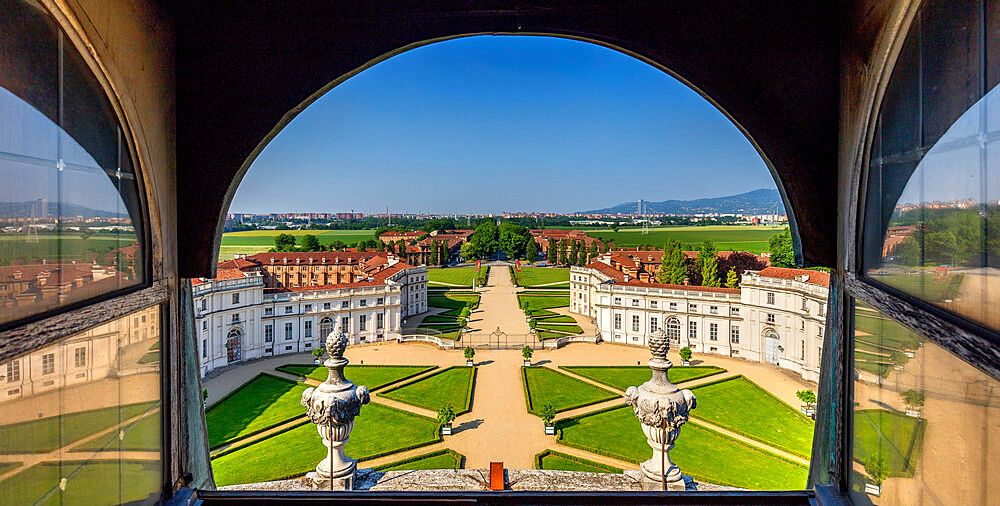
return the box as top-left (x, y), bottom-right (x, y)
top-left (219, 469), bottom-right (742, 492)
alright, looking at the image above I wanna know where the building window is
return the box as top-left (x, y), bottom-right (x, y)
top-left (819, 303), bottom-right (825, 316)
top-left (304, 320), bottom-right (312, 338)
top-left (631, 299), bottom-right (639, 307)
top-left (73, 348), bottom-right (86, 368)
top-left (304, 304), bottom-right (312, 312)
top-left (731, 307), bottom-right (740, 315)
top-left (666, 318), bottom-right (681, 342)
top-left (320, 317), bottom-right (334, 338)
top-left (285, 306), bottom-right (293, 314)
top-left (41, 353), bottom-right (55, 375)
top-left (730, 327), bottom-right (740, 343)
top-left (202, 339), bottom-right (207, 358)
top-left (360, 299), bottom-right (367, 307)
top-left (342, 301), bottom-right (350, 309)
top-left (688, 321), bottom-right (697, 339)
top-left (650, 300), bottom-right (658, 308)
top-left (202, 321), bottom-right (207, 331)
top-left (265, 307), bottom-right (273, 316)
top-left (232, 293), bottom-right (239, 304)
top-left (614, 313), bottom-right (622, 330)
top-left (801, 297), bottom-right (808, 311)
top-left (669, 302), bottom-right (678, 310)
top-left (377, 313), bottom-right (384, 329)
top-left (377, 297), bottom-right (384, 305)
top-left (324, 302), bottom-right (331, 310)
top-left (614, 297), bottom-right (622, 305)
top-left (650, 317), bottom-right (658, 333)
top-left (766, 292), bottom-right (775, 305)
top-left (710, 306), bottom-right (718, 314)
top-left (341, 316), bottom-right (350, 332)
top-left (201, 299), bottom-right (207, 311)
top-left (6, 361), bottom-right (20, 383)
top-left (766, 313), bottom-right (775, 324)
top-left (801, 339), bottom-right (805, 361)
top-left (688, 304), bottom-right (697, 312)
top-left (284, 322), bottom-right (293, 340)
top-left (359, 315), bottom-right (367, 331)
top-left (265, 324), bottom-right (273, 342)
top-left (709, 323), bottom-right (718, 341)
top-left (231, 313), bottom-right (239, 323)
top-left (632, 315), bottom-right (640, 332)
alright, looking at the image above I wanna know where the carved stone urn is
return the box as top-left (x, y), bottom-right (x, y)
top-left (300, 327), bottom-right (370, 490)
top-left (624, 328), bottom-right (697, 491)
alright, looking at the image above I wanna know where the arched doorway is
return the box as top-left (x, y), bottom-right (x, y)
top-left (226, 328), bottom-right (242, 364)
top-left (665, 317), bottom-right (681, 345)
top-left (319, 317), bottom-right (335, 340)
top-left (763, 328), bottom-right (781, 365)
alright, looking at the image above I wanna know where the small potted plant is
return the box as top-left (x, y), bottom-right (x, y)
top-left (312, 347), bottom-right (325, 364)
top-left (464, 346), bottom-right (476, 366)
top-left (437, 403), bottom-right (456, 436)
top-left (863, 455), bottom-right (889, 496)
top-left (529, 319), bottom-right (538, 334)
top-left (522, 346), bottom-right (533, 366)
top-left (679, 346), bottom-right (693, 366)
top-left (796, 389), bottom-right (817, 418)
top-left (901, 389), bottom-right (924, 417)
top-left (202, 389), bottom-right (209, 410)
top-left (540, 402), bottom-right (557, 435)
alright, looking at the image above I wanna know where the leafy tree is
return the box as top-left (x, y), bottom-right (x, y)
top-left (901, 389), bottom-right (925, 409)
top-left (863, 455), bottom-right (890, 486)
top-left (558, 239), bottom-right (568, 265)
top-left (795, 389), bottom-right (817, 408)
top-left (717, 251), bottom-right (767, 282)
top-left (273, 233), bottom-right (297, 252)
top-left (601, 240), bottom-right (612, 253)
top-left (430, 239), bottom-right (439, 265)
top-left (299, 234), bottom-right (322, 252)
top-left (699, 240), bottom-right (721, 287)
top-left (612, 225), bottom-right (620, 233)
top-left (471, 221), bottom-right (499, 258)
top-left (464, 346), bottom-right (476, 361)
top-left (725, 267), bottom-right (739, 288)
top-left (539, 402), bottom-right (557, 427)
top-left (312, 347), bottom-right (325, 359)
top-left (679, 346), bottom-right (693, 362)
top-left (440, 242), bottom-right (449, 265)
top-left (588, 241), bottom-right (599, 262)
top-left (568, 240), bottom-right (578, 266)
top-left (460, 242), bottom-right (478, 262)
top-left (576, 241), bottom-right (586, 266)
top-left (547, 237), bottom-right (558, 263)
top-left (768, 228), bottom-right (795, 267)
top-left (521, 346), bottom-right (533, 361)
top-left (499, 222), bottom-right (530, 259)
top-left (526, 239), bottom-right (539, 263)
top-left (436, 403), bottom-right (456, 426)
top-left (658, 238), bottom-right (687, 285)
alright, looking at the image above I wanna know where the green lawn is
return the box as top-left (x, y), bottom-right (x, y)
top-left (138, 350), bottom-right (160, 364)
top-left (532, 315), bottom-right (576, 323)
top-left (72, 410), bottom-right (161, 452)
top-left (518, 294), bottom-right (570, 311)
top-left (206, 373), bottom-right (309, 448)
top-left (373, 449), bottom-right (464, 471)
top-left (379, 366), bottom-right (475, 414)
top-left (0, 401), bottom-right (157, 453)
top-left (211, 403), bottom-right (440, 486)
top-left (853, 409), bottom-right (926, 476)
top-left (869, 271), bottom-right (965, 303)
top-left (558, 406), bottom-right (808, 490)
top-left (560, 366), bottom-right (726, 391)
top-left (535, 323), bottom-right (584, 334)
top-left (420, 293), bottom-right (480, 337)
top-left (219, 230), bottom-right (378, 261)
top-left (428, 293), bottom-right (480, 310)
top-left (855, 311), bottom-right (923, 351)
top-left (689, 376), bottom-right (814, 458)
top-left (275, 364), bottom-right (436, 390)
top-left (427, 266), bottom-right (480, 287)
top-left (534, 450), bottom-right (622, 473)
top-left (521, 367), bottom-right (618, 414)
top-left (514, 267), bottom-right (570, 287)
top-left (0, 234), bottom-right (123, 264)
top-left (0, 460), bottom-right (161, 505)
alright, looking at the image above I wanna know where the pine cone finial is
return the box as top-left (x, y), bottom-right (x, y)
top-left (649, 328), bottom-right (669, 360)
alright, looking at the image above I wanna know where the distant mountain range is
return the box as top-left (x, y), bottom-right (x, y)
top-left (580, 189), bottom-right (785, 215)
top-left (0, 201), bottom-right (128, 219)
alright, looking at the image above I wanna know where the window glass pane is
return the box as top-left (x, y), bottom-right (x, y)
top-left (0, 0), bottom-right (146, 327)
top-left (851, 301), bottom-right (999, 504)
top-left (0, 305), bottom-right (162, 505)
top-left (864, 0), bottom-right (1000, 331)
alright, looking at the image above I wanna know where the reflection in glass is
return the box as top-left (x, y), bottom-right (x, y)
top-left (850, 301), bottom-right (1000, 505)
top-left (0, 305), bottom-right (161, 505)
top-left (0, 0), bottom-right (145, 327)
top-left (869, 83), bottom-right (1000, 331)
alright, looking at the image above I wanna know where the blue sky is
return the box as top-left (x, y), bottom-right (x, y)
top-left (230, 35), bottom-right (774, 215)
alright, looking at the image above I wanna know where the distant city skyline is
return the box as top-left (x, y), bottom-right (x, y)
top-left (230, 35), bottom-right (775, 215)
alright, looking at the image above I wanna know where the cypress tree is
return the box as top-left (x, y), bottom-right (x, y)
top-left (588, 241), bottom-right (599, 262)
top-left (526, 238), bottom-right (539, 263)
top-left (568, 240), bottom-right (578, 266)
top-left (699, 240), bottom-right (721, 287)
top-left (666, 238), bottom-right (687, 284)
top-left (576, 241), bottom-right (586, 266)
top-left (725, 267), bottom-right (739, 288)
top-left (430, 239), bottom-right (439, 265)
top-left (440, 243), bottom-right (449, 265)
top-left (547, 237), bottom-right (558, 263)
top-left (558, 239), bottom-right (568, 265)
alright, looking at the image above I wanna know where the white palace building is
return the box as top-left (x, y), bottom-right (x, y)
top-left (192, 251), bottom-right (428, 377)
top-left (571, 252), bottom-right (829, 383)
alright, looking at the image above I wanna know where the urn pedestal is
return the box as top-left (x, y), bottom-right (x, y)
top-left (300, 328), bottom-right (370, 490)
top-left (623, 328), bottom-right (697, 492)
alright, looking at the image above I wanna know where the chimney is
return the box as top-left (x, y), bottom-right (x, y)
top-left (624, 274), bottom-right (630, 283)
top-left (683, 277), bottom-right (689, 285)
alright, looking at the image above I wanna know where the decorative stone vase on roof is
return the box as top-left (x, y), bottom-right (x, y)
top-left (624, 328), bottom-right (697, 490)
top-left (300, 326), bottom-right (370, 490)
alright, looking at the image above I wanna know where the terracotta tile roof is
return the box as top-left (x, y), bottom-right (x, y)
top-left (215, 268), bottom-right (248, 280)
top-left (217, 257), bottom-right (258, 269)
top-left (757, 267), bottom-right (830, 287)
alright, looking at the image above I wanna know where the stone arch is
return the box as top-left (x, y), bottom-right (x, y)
top-left (319, 317), bottom-right (335, 340)
top-left (665, 317), bottom-right (682, 344)
top-left (226, 328), bottom-right (243, 364)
